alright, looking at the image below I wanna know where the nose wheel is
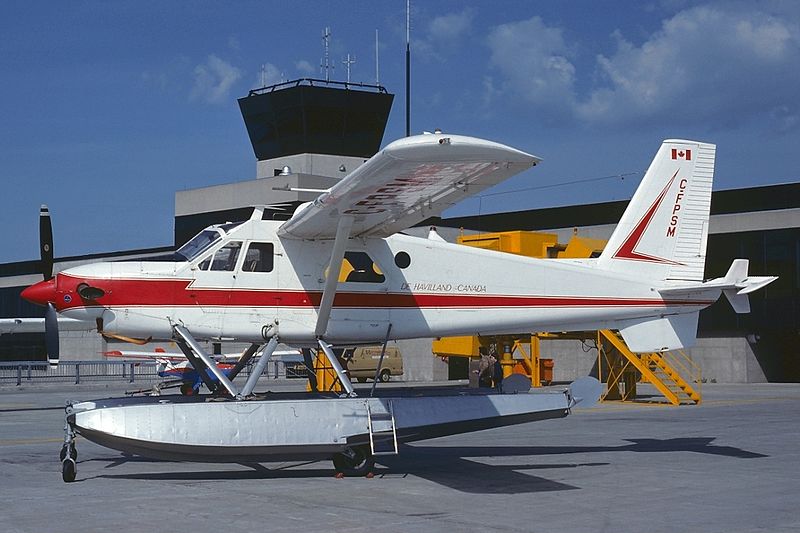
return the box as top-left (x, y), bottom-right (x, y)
top-left (62, 457), bottom-right (76, 482)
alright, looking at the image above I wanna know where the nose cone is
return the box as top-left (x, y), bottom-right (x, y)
top-left (21, 278), bottom-right (57, 306)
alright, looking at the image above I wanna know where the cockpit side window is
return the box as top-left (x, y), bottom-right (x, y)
top-left (177, 230), bottom-right (221, 262)
top-left (199, 241), bottom-right (243, 271)
top-left (176, 222), bottom-right (244, 262)
top-left (241, 242), bottom-right (274, 272)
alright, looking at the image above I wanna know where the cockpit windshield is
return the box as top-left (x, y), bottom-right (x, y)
top-left (175, 222), bottom-right (244, 262)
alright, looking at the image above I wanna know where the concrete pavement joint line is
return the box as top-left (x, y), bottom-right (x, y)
top-left (573, 396), bottom-right (800, 414)
top-left (701, 397), bottom-right (800, 406)
top-left (0, 437), bottom-right (63, 446)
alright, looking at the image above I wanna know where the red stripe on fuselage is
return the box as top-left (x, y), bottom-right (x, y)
top-left (613, 170), bottom-right (684, 265)
top-left (54, 274), bottom-right (711, 311)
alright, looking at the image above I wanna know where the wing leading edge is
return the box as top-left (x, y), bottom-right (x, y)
top-left (277, 133), bottom-right (541, 240)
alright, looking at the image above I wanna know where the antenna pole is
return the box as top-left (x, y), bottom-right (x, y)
top-left (322, 26), bottom-right (332, 82)
top-left (375, 29), bottom-right (380, 86)
top-left (405, 0), bottom-right (411, 137)
top-left (342, 53), bottom-right (356, 85)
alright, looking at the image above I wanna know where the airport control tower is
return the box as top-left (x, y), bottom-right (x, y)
top-left (174, 78), bottom-right (394, 245)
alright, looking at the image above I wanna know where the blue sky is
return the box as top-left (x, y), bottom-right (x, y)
top-left (1, 0), bottom-right (799, 262)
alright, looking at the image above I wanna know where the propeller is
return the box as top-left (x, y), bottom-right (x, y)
top-left (45, 303), bottom-right (59, 365)
top-left (39, 205), bottom-right (58, 364)
top-left (39, 205), bottom-right (54, 281)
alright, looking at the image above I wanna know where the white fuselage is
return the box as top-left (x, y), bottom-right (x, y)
top-left (51, 219), bottom-right (715, 347)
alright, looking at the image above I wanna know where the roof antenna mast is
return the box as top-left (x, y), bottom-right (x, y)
top-left (321, 26), bottom-right (333, 82)
top-left (375, 29), bottom-right (380, 86)
top-left (405, 0), bottom-right (411, 136)
top-left (343, 53), bottom-right (356, 85)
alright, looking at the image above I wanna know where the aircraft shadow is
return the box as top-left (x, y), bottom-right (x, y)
top-left (81, 436), bottom-right (765, 494)
top-left (86, 449), bottom-right (596, 494)
top-left (414, 436), bottom-right (768, 460)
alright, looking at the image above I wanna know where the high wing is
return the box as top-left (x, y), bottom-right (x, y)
top-left (277, 133), bottom-right (540, 240)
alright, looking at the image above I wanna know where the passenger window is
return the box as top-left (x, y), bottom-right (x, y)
top-left (325, 251), bottom-right (385, 283)
top-left (200, 241), bottom-right (242, 271)
top-left (242, 242), bottom-right (274, 272)
top-left (342, 251), bottom-right (385, 283)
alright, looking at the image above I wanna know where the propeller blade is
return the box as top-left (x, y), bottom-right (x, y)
top-left (39, 205), bottom-right (54, 280)
top-left (45, 302), bottom-right (59, 365)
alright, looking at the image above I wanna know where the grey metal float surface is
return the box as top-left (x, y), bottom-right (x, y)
top-left (68, 387), bottom-right (571, 462)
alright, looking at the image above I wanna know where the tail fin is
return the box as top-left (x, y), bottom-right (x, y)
top-left (597, 140), bottom-right (716, 282)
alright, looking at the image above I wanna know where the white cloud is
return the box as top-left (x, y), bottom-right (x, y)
top-left (415, 8), bottom-right (475, 61)
top-left (485, 6), bottom-right (800, 132)
top-left (485, 17), bottom-right (576, 115)
top-left (190, 55), bottom-right (242, 104)
top-left (295, 60), bottom-right (315, 75)
top-left (428, 9), bottom-right (474, 44)
top-left (577, 6), bottom-right (800, 127)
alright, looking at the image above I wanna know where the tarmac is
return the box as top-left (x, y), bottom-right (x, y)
top-left (1, 379), bottom-right (799, 533)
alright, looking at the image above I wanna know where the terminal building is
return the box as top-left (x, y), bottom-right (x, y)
top-left (1, 78), bottom-right (798, 383)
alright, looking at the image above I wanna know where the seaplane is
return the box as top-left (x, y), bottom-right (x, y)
top-left (20, 133), bottom-right (775, 482)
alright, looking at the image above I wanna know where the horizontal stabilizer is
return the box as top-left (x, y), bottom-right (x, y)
top-left (618, 312), bottom-right (700, 352)
top-left (659, 259), bottom-right (777, 314)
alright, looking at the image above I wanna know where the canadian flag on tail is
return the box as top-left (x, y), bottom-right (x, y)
top-left (671, 148), bottom-right (692, 160)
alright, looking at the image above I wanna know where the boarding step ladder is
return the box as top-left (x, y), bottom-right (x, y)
top-left (647, 351), bottom-right (702, 404)
top-left (366, 400), bottom-right (398, 455)
top-left (598, 330), bottom-right (702, 405)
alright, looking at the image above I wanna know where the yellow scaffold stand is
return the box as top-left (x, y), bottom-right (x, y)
top-left (431, 228), bottom-right (703, 405)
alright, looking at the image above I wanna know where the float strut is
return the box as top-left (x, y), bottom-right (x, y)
top-left (173, 324), bottom-right (239, 397)
top-left (239, 336), bottom-right (279, 398)
top-left (227, 343), bottom-right (263, 381)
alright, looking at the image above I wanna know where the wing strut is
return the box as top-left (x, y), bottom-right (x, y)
top-left (318, 339), bottom-right (355, 396)
top-left (369, 323), bottom-right (393, 397)
top-left (314, 215), bottom-right (354, 337)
